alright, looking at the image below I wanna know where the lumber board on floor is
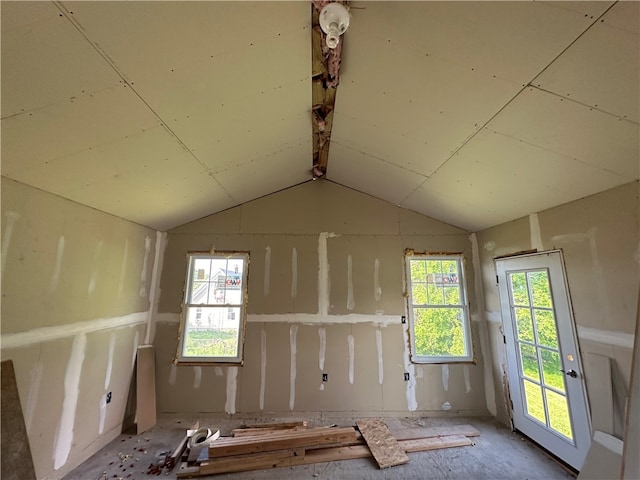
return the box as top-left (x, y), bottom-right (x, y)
top-left (246, 420), bottom-right (307, 429)
top-left (396, 424), bottom-right (480, 440)
top-left (208, 427), bottom-right (357, 458)
top-left (401, 435), bottom-right (473, 452)
top-left (357, 419), bottom-right (409, 469)
top-left (180, 449), bottom-right (305, 477)
top-left (232, 425), bottom-right (332, 438)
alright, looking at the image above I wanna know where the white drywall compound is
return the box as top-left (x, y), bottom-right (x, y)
top-left (290, 325), bottom-right (298, 410)
top-left (53, 333), bottom-right (87, 470)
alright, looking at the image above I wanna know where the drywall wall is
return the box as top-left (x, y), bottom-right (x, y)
top-left (154, 181), bottom-right (490, 416)
top-left (0, 177), bottom-right (159, 480)
top-left (476, 181), bottom-right (640, 433)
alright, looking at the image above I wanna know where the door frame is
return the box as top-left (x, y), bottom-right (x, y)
top-left (496, 249), bottom-right (592, 470)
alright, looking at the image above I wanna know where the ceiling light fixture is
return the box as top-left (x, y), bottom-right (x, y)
top-left (319, 2), bottom-right (350, 49)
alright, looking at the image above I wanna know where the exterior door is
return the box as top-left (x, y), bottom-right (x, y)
top-left (496, 251), bottom-right (591, 470)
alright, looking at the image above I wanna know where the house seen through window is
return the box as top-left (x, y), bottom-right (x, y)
top-left (405, 252), bottom-right (473, 363)
top-left (176, 252), bottom-right (249, 364)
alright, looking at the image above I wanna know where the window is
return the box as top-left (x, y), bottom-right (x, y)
top-left (176, 252), bottom-right (249, 364)
top-left (405, 252), bottom-right (473, 363)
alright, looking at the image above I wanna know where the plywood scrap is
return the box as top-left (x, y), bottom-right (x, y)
top-left (356, 419), bottom-right (409, 469)
top-left (209, 427), bottom-right (357, 458)
top-left (136, 345), bottom-right (156, 434)
top-left (1, 360), bottom-right (36, 480)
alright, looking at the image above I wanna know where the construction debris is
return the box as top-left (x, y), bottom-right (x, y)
top-left (175, 419), bottom-right (479, 478)
top-left (356, 419), bottom-right (410, 468)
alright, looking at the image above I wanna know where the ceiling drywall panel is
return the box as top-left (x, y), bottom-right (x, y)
top-left (599, 0), bottom-right (640, 34)
top-left (213, 143), bottom-right (311, 205)
top-left (1, 84), bottom-right (162, 175)
top-left (0, 2), bottom-right (121, 118)
top-left (401, 182), bottom-right (510, 233)
top-left (488, 87), bottom-right (639, 179)
top-left (346, 1), bottom-right (610, 83)
top-left (327, 141), bottom-right (427, 205)
top-left (413, 126), bottom-right (632, 228)
top-left (534, 2), bottom-right (640, 122)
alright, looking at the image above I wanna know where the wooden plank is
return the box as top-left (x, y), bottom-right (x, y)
top-left (232, 425), bottom-right (331, 438)
top-left (183, 449), bottom-right (305, 477)
top-left (166, 421), bottom-right (200, 470)
top-left (136, 345), bottom-right (156, 434)
top-left (400, 435), bottom-right (473, 453)
top-left (1, 360), bottom-right (36, 480)
top-left (244, 420), bottom-right (307, 429)
top-left (396, 424), bottom-right (480, 440)
top-left (208, 427), bottom-right (357, 458)
top-left (356, 419), bottom-right (409, 469)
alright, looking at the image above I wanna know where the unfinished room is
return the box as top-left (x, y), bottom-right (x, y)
top-left (1, 1), bottom-right (639, 479)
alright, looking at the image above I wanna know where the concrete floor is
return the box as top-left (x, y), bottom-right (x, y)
top-left (64, 415), bottom-right (576, 480)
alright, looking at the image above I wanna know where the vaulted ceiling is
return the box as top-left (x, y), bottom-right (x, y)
top-left (2, 1), bottom-right (638, 231)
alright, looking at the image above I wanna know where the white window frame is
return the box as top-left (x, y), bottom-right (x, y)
top-left (405, 252), bottom-right (473, 363)
top-left (176, 251), bottom-right (249, 365)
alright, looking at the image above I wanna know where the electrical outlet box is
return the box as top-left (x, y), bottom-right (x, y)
top-left (322, 373), bottom-right (328, 382)
top-left (401, 315), bottom-right (406, 324)
top-left (404, 372), bottom-right (410, 381)
top-left (106, 391), bottom-right (112, 404)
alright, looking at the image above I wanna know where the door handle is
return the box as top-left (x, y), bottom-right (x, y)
top-left (561, 369), bottom-right (578, 378)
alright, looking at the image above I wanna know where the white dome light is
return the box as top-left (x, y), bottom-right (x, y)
top-left (319, 3), bottom-right (350, 49)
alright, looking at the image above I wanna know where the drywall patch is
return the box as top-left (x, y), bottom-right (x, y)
top-left (291, 247), bottom-right (298, 298)
top-left (1, 312), bottom-right (146, 350)
top-left (225, 367), bottom-right (238, 414)
top-left (131, 330), bottom-right (140, 369)
top-left (347, 255), bottom-right (355, 310)
top-left (259, 328), bottom-right (267, 411)
top-left (578, 326), bottom-right (634, 349)
top-left (105, 333), bottom-right (116, 390)
top-left (290, 325), bottom-right (298, 410)
top-left (376, 329), bottom-right (384, 385)
top-left (484, 241), bottom-right (496, 251)
top-left (168, 364), bottom-right (177, 386)
top-left (145, 231), bottom-right (167, 344)
top-left (551, 228), bottom-right (610, 322)
top-left (442, 365), bottom-right (449, 392)
top-left (139, 236), bottom-right (152, 297)
top-left (193, 366), bottom-right (202, 389)
top-left (318, 233), bottom-right (338, 316)
top-left (374, 258), bottom-right (382, 302)
top-left (470, 233), bottom-right (497, 416)
top-left (463, 365), bottom-right (471, 393)
top-left (98, 397), bottom-right (107, 435)
top-left (416, 367), bottom-right (424, 379)
top-left (402, 323), bottom-right (417, 411)
top-left (442, 401), bottom-right (452, 411)
top-left (529, 213), bottom-right (543, 251)
top-left (348, 334), bottom-right (355, 384)
top-left (25, 361), bottom-right (43, 433)
top-left (264, 246), bottom-right (271, 296)
top-left (53, 332), bottom-right (87, 470)
top-left (49, 236), bottom-right (65, 293)
top-left (1, 211), bottom-right (20, 280)
top-left (118, 239), bottom-right (129, 299)
top-left (318, 327), bottom-right (326, 371)
top-left (247, 313), bottom-right (401, 325)
top-left (88, 240), bottom-right (103, 295)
